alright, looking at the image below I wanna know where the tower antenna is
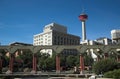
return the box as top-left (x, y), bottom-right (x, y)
top-left (82, 7), bottom-right (85, 13)
top-left (80, 0), bottom-right (86, 14)
top-left (81, 7), bottom-right (86, 14)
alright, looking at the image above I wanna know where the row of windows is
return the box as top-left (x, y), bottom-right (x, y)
top-left (53, 31), bottom-right (80, 39)
top-left (53, 36), bottom-right (79, 45)
top-left (34, 31), bottom-right (80, 45)
top-left (34, 36), bottom-right (43, 39)
top-left (34, 33), bottom-right (52, 39)
top-left (34, 39), bottom-right (79, 45)
top-left (53, 40), bottom-right (79, 45)
top-left (34, 42), bottom-right (52, 45)
top-left (34, 37), bottom-right (52, 42)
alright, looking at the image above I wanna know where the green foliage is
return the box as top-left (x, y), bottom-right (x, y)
top-left (93, 58), bottom-right (118, 74)
top-left (103, 71), bottom-right (113, 78)
top-left (66, 55), bottom-right (76, 67)
top-left (60, 55), bottom-right (66, 67)
top-left (18, 50), bottom-right (33, 68)
top-left (2, 56), bottom-right (9, 67)
top-left (0, 49), bottom-right (6, 56)
top-left (74, 55), bottom-right (79, 66)
top-left (116, 62), bottom-right (120, 69)
top-left (45, 57), bottom-right (55, 70)
top-left (113, 70), bottom-right (120, 79)
top-left (0, 50), bottom-right (9, 67)
top-left (104, 69), bottom-right (120, 79)
top-left (84, 55), bottom-right (94, 66)
top-left (37, 53), bottom-right (81, 71)
top-left (37, 53), bottom-right (56, 71)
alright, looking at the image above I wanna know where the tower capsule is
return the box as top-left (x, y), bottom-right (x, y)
top-left (78, 13), bottom-right (88, 21)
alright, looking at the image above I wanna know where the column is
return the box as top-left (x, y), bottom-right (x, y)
top-left (97, 56), bottom-right (100, 61)
top-left (10, 54), bottom-right (14, 72)
top-left (80, 54), bottom-right (84, 74)
top-left (6, 53), bottom-right (14, 74)
top-left (0, 55), bottom-right (2, 74)
top-left (31, 53), bottom-right (37, 74)
top-left (56, 54), bottom-right (60, 73)
top-left (96, 55), bottom-right (101, 61)
top-left (117, 55), bottom-right (120, 62)
top-left (104, 53), bottom-right (108, 59)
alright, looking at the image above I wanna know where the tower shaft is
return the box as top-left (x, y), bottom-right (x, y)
top-left (82, 21), bottom-right (86, 41)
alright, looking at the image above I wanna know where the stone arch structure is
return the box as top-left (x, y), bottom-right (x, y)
top-left (0, 45), bottom-right (120, 74)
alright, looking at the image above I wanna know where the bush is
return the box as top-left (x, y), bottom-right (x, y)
top-left (113, 69), bottom-right (120, 79)
top-left (104, 69), bottom-right (120, 79)
top-left (104, 71), bottom-right (113, 78)
top-left (93, 58), bottom-right (118, 74)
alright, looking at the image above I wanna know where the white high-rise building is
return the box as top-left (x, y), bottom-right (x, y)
top-left (95, 37), bottom-right (112, 45)
top-left (111, 30), bottom-right (120, 44)
top-left (33, 23), bottom-right (80, 55)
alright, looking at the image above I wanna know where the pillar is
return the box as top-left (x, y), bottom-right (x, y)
top-left (6, 53), bottom-right (14, 74)
top-left (104, 53), bottom-right (108, 59)
top-left (31, 53), bottom-right (37, 74)
top-left (80, 54), bottom-right (84, 74)
top-left (10, 54), bottom-right (14, 72)
top-left (56, 54), bottom-right (60, 73)
top-left (97, 56), bottom-right (100, 61)
top-left (0, 56), bottom-right (2, 73)
top-left (82, 21), bottom-right (86, 41)
top-left (117, 55), bottom-right (120, 62)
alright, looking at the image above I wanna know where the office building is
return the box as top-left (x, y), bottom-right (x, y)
top-left (33, 23), bottom-right (80, 55)
top-left (95, 37), bottom-right (112, 45)
top-left (111, 30), bottom-right (120, 44)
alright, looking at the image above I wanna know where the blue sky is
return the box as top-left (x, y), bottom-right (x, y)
top-left (0, 0), bottom-right (120, 45)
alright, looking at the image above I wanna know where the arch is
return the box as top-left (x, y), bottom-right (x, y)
top-left (0, 45), bottom-right (120, 74)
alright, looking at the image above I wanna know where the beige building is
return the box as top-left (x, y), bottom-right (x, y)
top-left (33, 23), bottom-right (80, 55)
top-left (111, 29), bottom-right (120, 44)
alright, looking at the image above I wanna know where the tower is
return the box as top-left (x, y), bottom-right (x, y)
top-left (78, 13), bottom-right (88, 74)
top-left (78, 13), bottom-right (88, 42)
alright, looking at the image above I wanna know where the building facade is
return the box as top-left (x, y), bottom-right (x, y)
top-left (111, 30), bottom-right (120, 44)
top-left (33, 23), bottom-right (80, 55)
top-left (95, 37), bottom-right (112, 45)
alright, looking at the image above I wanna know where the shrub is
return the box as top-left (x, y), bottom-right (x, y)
top-left (113, 69), bottom-right (120, 79)
top-left (104, 71), bottom-right (114, 78)
top-left (93, 58), bottom-right (118, 74)
top-left (104, 69), bottom-right (120, 79)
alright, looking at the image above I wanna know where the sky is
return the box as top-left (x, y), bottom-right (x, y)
top-left (0, 0), bottom-right (120, 45)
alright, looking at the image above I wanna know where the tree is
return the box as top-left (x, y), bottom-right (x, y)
top-left (37, 52), bottom-right (56, 71)
top-left (60, 55), bottom-right (66, 67)
top-left (66, 55), bottom-right (77, 68)
top-left (19, 49), bottom-right (33, 68)
top-left (93, 58), bottom-right (118, 74)
top-left (84, 55), bottom-right (94, 66)
top-left (74, 55), bottom-right (79, 67)
top-left (0, 49), bottom-right (8, 67)
top-left (45, 57), bottom-right (55, 70)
